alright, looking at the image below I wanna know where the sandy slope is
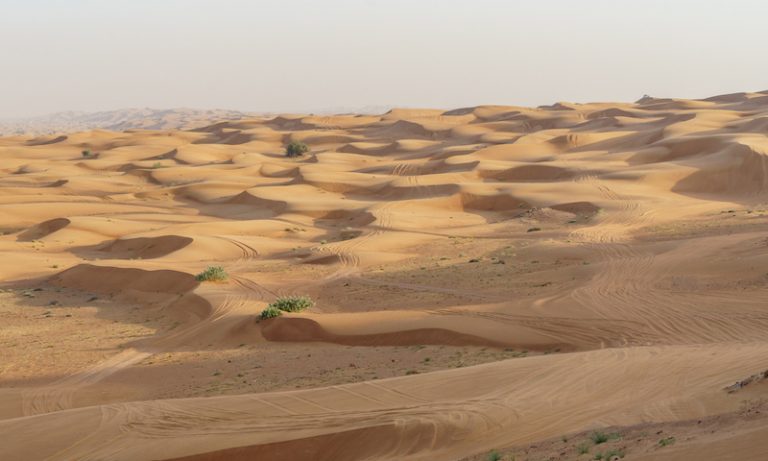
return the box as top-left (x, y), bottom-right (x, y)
top-left (1, 91), bottom-right (768, 460)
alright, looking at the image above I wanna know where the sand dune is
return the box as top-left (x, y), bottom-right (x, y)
top-left (1, 91), bottom-right (768, 460)
top-left (0, 108), bottom-right (257, 135)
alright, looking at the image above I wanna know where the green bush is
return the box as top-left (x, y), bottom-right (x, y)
top-left (81, 149), bottom-right (92, 157)
top-left (259, 295), bottom-right (313, 320)
top-left (268, 295), bottom-right (313, 312)
top-left (589, 431), bottom-right (621, 445)
top-left (195, 266), bottom-right (228, 282)
top-left (486, 450), bottom-right (502, 461)
top-left (590, 431), bottom-right (609, 444)
top-left (260, 306), bottom-right (282, 319)
top-left (285, 141), bottom-right (309, 158)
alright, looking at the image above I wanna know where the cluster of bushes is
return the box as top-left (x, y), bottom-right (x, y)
top-left (260, 295), bottom-right (313, 319)
top-left (579, 432), bottom-right (624, 459)
top-left (195, 266), bottom-right (228, 282)
top-left (285, 141), bottom-right (309, 158)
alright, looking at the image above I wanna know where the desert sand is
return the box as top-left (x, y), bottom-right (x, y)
top-left (1, 91), bottom-right (768, 460)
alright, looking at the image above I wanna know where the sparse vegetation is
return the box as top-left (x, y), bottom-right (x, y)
top-left (81, 149), bottom-right (92, 157)
top-left (577, 442), bottom-right (591, 454)
top-left (603, 448), bottom-right (625, 459)
top-left (658, 436), bottom-right (675, 447)
top-left (259, 295), bottom-right (314, 320)
top-left (195, 266), bottom-right (228, 282)
top-left (486, 450), bottom-right (502, 461)
top-left (285, 141), bottom-right (309, 158)
top-left (590, 431), bottom-right (609, 444)
top-left (268, 295), bottom-right (313, 312)
top-left (587, 431), bottom-right (621, 445)
top-left (527, 227), bottom-right (542, 232)
top-left (259, 305), bottom-right (282, 319)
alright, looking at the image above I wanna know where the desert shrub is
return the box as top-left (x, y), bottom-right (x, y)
top-left (577, 442), bottom-right (591, 454)
top-left (590, 431), bottom-right (621, 446)
top-left (259, 305), bottom-right (282, 319)
top-left (658, 436), bottom-right (675, 447)
top-left (590, 431), bottom-right (609, 444)
top-left (486, 450), bottom-right (502, 461)
top-left (81, 149), bottom-right (92, 157)
top-left (195, 266), bottom-right (228, 282)
top-left (285, 141), bottom-right (309, 158)
top-left (268, 295), bottom-right (313, 313)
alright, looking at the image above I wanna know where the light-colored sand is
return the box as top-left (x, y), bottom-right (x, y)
top-left (1, 91), bottom-right (768, 460)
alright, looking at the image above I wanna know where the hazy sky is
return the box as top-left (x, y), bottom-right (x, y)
top-left (2, 0), bottom-right (767, 117)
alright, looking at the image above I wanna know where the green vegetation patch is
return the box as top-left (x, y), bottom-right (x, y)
top-left (195, 266), bottom-right (228, 282)
top-left (285, 141), bottom-right (309, 157)
top-left (259, 295), bottom-right (314, 319)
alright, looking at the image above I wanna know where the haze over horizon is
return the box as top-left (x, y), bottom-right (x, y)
top-left (2, 0), bottom-right (767, 118)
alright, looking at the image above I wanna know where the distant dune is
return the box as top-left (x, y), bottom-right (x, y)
top-left (0, 108), bottom-right (258, 135)
top-left (1, 91), bottom-right (768, 461)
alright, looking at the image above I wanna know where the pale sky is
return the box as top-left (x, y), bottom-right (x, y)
top-left (2, 0), bottom-right (767, 118)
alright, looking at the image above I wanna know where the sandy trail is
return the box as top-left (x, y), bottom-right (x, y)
top-left (3, 344), bottom-right (767, 461)
top-left (20, 348), bottom-right (153, 416)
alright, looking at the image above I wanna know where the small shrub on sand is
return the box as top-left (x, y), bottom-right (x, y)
top-left (285, 141), bottom-right (309, 158)
top-left (259, 295), bottom-right (314, 320)
top-left (81, 149), bottom-right (92, 157)
top-left (259, 305), bottom-right (282, 319)
top-left (486, 450), bottom-right (502, 461)
top-left (195, 266), bottom-right (228, 282)
top-left (268, 295), bottom-right (313, 313)
top-left (590, 431), bottom-right (609, 444)
top-left (658, 436), bottom-right (675, 447)
top-left (590, 431), bottom-right (620, 445)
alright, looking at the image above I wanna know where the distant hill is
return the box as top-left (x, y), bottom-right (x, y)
top-left (0, 108), bottom-right (258, 135)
